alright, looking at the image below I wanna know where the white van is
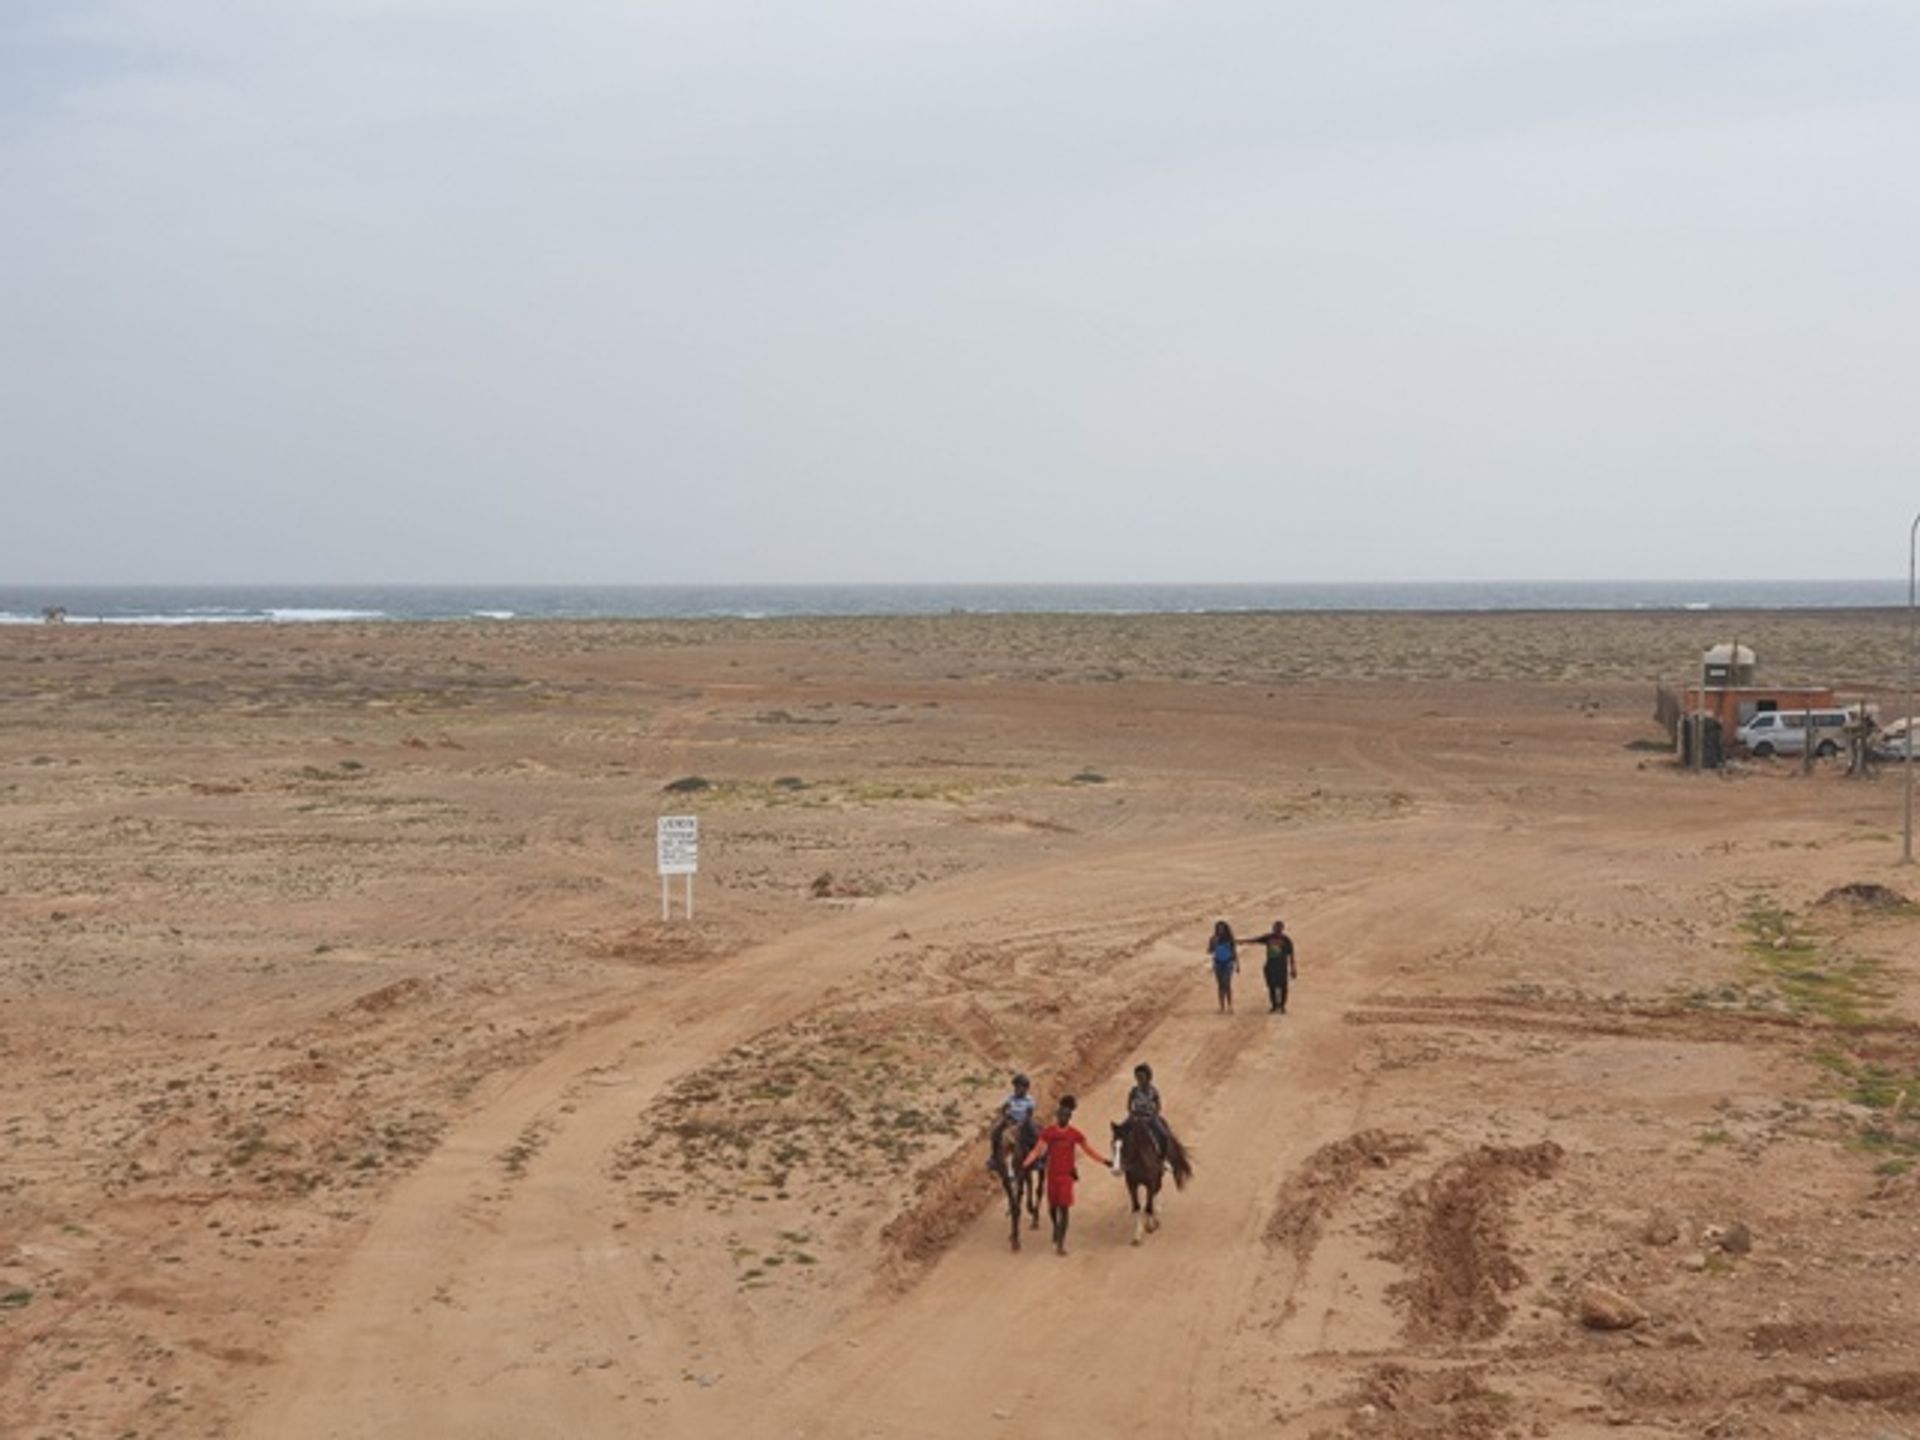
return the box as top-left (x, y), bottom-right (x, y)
top-left (1735, 708), bottom-right (1852, 758)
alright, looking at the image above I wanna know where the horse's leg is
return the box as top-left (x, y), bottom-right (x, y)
top-left (1006, 1175), bottom-right (1020, 1251)
top-left (1128, 1177), bottom-right (1144, 1246)
top-left (1027, 1169), bottom-right (1041, 1229)
top-left (1146, 1180), bottom-right (1160, 1233)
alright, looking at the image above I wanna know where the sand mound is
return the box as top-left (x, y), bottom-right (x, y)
top-left (1345, 1363), bottom-right (1513, 1440)
top-left (1264, 1130), bottom-right (1422, 1261)
top-left (1388, 1140), bottom-right (1564, 1341)
top-left (1816, 882), bottom-right (1911, 911)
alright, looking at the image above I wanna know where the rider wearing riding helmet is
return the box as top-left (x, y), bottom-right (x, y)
top-left (986, 1072), bottom-right (1039, 1173)
top-left (1118, 1062), bottom-right (1174, 1173)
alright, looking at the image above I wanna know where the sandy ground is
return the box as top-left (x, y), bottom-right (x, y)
top-left (4, 609), bottom-right (1920, 1440)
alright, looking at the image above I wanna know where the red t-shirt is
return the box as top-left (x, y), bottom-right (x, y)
top-left (1036, 1124), bottom-right (1088, 1177)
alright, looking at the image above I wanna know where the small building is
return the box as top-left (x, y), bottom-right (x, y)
top-left (1657, 642), bottom-right (1843, 760)
top-left (1682, 684), bottom-right (1837, 741)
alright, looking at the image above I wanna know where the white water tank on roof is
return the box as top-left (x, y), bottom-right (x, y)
top-left (1702, 643), bottom-right (1755, 687)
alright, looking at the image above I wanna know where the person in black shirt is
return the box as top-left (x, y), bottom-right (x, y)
top-left (1249, 920), bottom-right (1297, 1014)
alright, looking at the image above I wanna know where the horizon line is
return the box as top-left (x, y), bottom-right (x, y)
top-left (4, 577), bottom-right (1907, 591)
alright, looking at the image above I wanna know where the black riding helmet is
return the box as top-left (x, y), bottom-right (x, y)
top-left (1134, 1062), bottom-right (1152, 1082)
top-left (1012, 1073), bottom-right (1030, 1090)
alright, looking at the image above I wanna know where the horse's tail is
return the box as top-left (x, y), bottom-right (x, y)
top-left (1164, 1130), bottom-right (1194, 1190)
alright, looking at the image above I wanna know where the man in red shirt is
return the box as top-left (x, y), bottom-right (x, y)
top-left (1023, 1096), bottom-right (1110, 1255)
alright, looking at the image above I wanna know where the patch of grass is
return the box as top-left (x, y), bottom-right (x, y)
top-left (668, 774), bottom-right (1016, 812)
top-left (498, 1121), bottom-right (552, 1177)
top-left (0, 1288), bottom-right (31, 1309)
top-left (1696, 1127), bottom-right (1733, 1146)
top-left (841, 779), bottom-right (993, 804)
top-left (809, 871), bottom-right (881, 900)
top-left (1739, 903), bottom-right (1886, 1027)
top-left (1811, 1048), bottom-right (1854, 1080)
top-left (225, 1122), bottom-right (280, 1168)
top-left (1852, 1127), bottom-right (1920, 1157)
top-left (1812, 1047), bottom-right (1920, 1115)
top-left (1742, 902), bottom-right (1812, 957)
top-left (1804, 1002), bottom-right (1920, 1170)
top-left (298, 764), bottom-right (367, 783)
top-left (1843, 1062), bottom-right (1920, 1112)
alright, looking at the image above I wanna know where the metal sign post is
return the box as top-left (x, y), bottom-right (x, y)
top-left (657, 815), bottom-right (699, 919)
top-left (1904, 509), bottom-right (1918, 865)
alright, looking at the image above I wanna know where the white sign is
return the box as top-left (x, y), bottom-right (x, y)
top-left (656, 815), bottom-right (699, 876)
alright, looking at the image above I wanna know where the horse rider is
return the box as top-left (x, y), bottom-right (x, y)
top-left (1117, 1062), bottom-right (1174, 1174)
top-left (986, 1072), bottom-right (1039, 1173)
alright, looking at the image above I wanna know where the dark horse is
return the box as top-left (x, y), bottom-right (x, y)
top-left (1110, 1118), bottom-right (1192, 1245)
top-left (992, 1122), bottom-right (1043, 1251)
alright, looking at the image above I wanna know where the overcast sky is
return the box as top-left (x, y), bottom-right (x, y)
top-left (3, 1), bottom-right (1916, 585)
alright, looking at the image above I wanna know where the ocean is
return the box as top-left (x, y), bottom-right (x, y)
top-left (0, 580), bottom-right (1908, 626)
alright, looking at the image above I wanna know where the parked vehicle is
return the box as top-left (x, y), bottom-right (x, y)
top-left (1735, 708), bottom-right (1852, 758)
top-left (1870, 717), bottom-right (1916, 764)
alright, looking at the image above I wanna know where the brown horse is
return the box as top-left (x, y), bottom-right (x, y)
top-left (993, 1122), bottom-right (1043, 1251)
top-left (1110, 1117), bottom-right (1192, 1245)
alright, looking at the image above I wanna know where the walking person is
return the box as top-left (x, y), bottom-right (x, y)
top-left (1206, 919), bottom-right (1240, 1013)
top-left (1024, 1096), bottom-right (1109, 1255)
top-left (1249, 919), bottom-right (1297, 1013)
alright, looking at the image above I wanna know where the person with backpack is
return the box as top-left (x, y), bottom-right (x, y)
top-left (1206, 919), bottom-right (1240, 1013)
